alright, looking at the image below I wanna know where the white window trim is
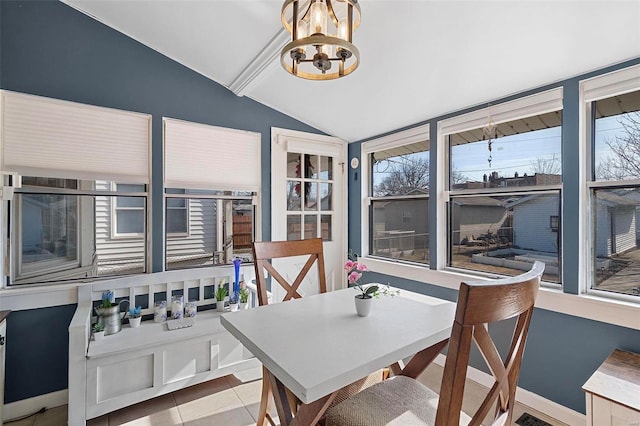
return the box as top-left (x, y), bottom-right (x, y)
top-left (110, 183), bottom-right (146, 239)
top-left (438, 88), bottom-right (564, 271)
top-left (165, 192), bottom-right (190, 238)
top-left (580, 64), bottom-right (640, 298)
top-left (360, 123), bottom-right (430, 260)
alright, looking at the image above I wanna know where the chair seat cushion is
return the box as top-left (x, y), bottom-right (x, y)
top-left (325, 376), bottom-right (471, 426)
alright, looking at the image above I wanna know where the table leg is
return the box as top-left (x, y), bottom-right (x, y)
top-left (264, 368), bottom-right (337, 426)
top-left (399, 338), bottom-right (449, 379)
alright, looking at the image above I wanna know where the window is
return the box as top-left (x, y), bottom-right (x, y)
top-left (363, 125), bottom-right (430, 264)
top-left (587, 79), bottom-right (640, 298)
top-left (113, 184), bottom-right (146, 236)
top-left (286, 153), bottom-right (333, 241)
top-left (12, 178), bottom-right (148, 285)
top-left (166, 188), bottom-right (188, 235)
top-left (443, 90), bottom-right (563, 284)
top-left (165, 189), bottom-right (255, 270)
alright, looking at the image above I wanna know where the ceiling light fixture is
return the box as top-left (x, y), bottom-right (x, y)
top-left (281, 0), bottom-right (361, 80)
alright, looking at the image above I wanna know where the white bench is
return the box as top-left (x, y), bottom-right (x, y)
top-left (68, 266), bottom-right (261, 426)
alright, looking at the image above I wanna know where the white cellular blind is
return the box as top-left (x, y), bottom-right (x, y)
top-left (0, 90), bottom-right (151, 183)
top-left (164, 118), bottom-right (261, 191)
top-left (582, 64), bottom-right (640, 102)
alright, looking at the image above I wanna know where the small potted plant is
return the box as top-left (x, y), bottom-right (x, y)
top-left (128, 306), bottom-right (142, 328)
top-left (215, 284), bottom-right (228, 312)
top-left (92, 323), bottom-right (105, 341)
top-left (239, 286), bottom-right (250, 310)
top-left (346, 254), bottom-right (399, 317)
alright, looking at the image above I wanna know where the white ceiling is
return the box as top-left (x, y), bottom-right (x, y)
top-left (62, 0), bottom-right (640, 143)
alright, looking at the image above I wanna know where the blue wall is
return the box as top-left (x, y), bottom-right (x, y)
top-left (349, 59), bottom-right (640, 414)
top-left (0, 0), bottom-right (323, 403)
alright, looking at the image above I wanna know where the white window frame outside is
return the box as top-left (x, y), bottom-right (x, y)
top-left (581, 64), bottom-right (640, 303)
top-left (165, 189), bottom-right (190, 237)
top-left (111, 183), bottom-right (147, 239)
top-left (360, 124), bottom-right (430, 263)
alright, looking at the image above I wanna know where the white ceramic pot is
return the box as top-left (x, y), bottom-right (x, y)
top-left (93, 330), bottom-right (105, 341)
top-left (229, 302), bottom-right (239, 312)
top-left (239, 302), bottom-right (249, 310)
top-left (129, 316), bottom-right (142, 328)
top-left (354, 296), bottom-right (373, 317)
top-left (216, 301), bottom-right (226, 312)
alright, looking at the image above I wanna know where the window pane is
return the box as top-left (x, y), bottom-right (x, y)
top-left (167, 198), bottom-right (186, 208)
top-left (117, 196), bottom-right (145, 208)
top-left (320, 183), bottom-right (332, 211)
top-left (372, 145), bottom-right (429, 196)
top-left (116, 210), bottom-right (145, 234)
top-left (287, 180), bottom-right (301, 211)
top-left (167, 209), bottom-right (188, 234)
top-left (592, 188), bottom-right (640, 297)
top-left (305, 182), bottom-right (318, 210)
top-left (449, 192), bottom-right (560, 283)
top-left (594, 90), bottom-right (640, 182)
top-left (117, 183), bottom-right (145, 193)
top-left (287, 153), bottom-right (301, 178)
top-left (321, 215), bottom-right (332, 241)
top-left (231, 199), bottom-right (254, 261)
top-left (320, 156), bottom-right (333, 180)
top-left (371, 198), bottom-right (429, 264)
top-left (304, 215), bottom-right (317, 239)
top-left (20, 193), bottom-right (78, 264)
top-left (450, 114), bottom-right (562, 189)
top-left (22, 177), bottom-right (77, 189)
top-left (305, 154), bottom-right (317, 179)
top-left (287, 215), bottom-right (301, 241)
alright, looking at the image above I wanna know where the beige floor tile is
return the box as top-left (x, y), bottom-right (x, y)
top-left (107, 394), bottom-right (182, 426)
top-left (177, 386), bottom-right (245, 423)
top-left (182, 405), bottom-right (256, 426)
top-left (172, 376), bottom-right (230, 406)
top-left (32, 406), bottom-right (67, 426)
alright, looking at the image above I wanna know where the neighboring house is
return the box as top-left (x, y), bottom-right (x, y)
top-left (450, 196), bottom-right (508, 245)
top-left (508, 194), bottom-right (560, 254)
top-left (372, 190), bottom-right (429, 254)
top-left (594, 191), bottom-right (637, 258)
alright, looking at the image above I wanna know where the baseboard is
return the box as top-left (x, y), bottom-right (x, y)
top-left (3, 389), bottom-right (68, 422)
top-left (434, 354), bottom-right (585, 426)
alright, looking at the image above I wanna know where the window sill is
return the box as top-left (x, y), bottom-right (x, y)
top-left (363, 256), bottom-right (640, 331)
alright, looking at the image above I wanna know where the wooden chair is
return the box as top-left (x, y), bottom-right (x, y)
top-left (252, 238), bottom-right (386, 426)
top-left (324, 261), bottom-right (545, 426)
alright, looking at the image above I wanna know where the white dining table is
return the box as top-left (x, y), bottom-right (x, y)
top-left (220, 287), bottom-right (457, 425)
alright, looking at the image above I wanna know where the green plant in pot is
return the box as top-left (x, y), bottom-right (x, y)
top-left (215, 284), bottom-right (228, 312)
top-left (128, 306), bottom-right (142, 328)
top-left (239, 286), bottom-right (250, 309)
top-left (92, 322), bottom-right (105, 341)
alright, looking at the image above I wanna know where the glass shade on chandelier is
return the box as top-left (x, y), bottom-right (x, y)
top-left (281, 0), bottom-right (361, 80)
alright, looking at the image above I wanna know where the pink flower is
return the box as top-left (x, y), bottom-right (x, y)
top-left (344, 260), bottom-right (356, 272)
top-left (356, 263), bottom-right (368, 272)
top-left (348, 271), bottom-right (362, 284)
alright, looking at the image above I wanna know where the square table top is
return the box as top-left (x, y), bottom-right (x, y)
top-left (221, 287), bottom-right (456, 404)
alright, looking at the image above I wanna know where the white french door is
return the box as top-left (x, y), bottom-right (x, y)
top-left (271, 128), bottom-right (347, 297)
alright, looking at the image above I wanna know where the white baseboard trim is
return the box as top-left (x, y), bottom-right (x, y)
top-left (434, 354), bottom-right (585, 426)
top-left (3, 389), bottom-right (68, 422)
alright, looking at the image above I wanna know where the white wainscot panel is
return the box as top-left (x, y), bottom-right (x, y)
top-left (218, 332), bottom-right (253, 368)
top-left (97, 354), bottom-right (153, 402)
top-left (163, 339), bottom-right (212, 384)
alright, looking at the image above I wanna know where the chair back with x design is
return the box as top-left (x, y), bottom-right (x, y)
top-left (252, 238), bottom-right (327, 306)
top-left (436, 261), bottom-right (544, 426)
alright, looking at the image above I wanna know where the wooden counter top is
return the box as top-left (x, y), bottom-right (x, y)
top-left (0, 310), bottom-right (10, 324)
top-left (583, 349), bottom-right (640, 412)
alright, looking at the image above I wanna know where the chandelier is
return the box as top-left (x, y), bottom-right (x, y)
top-left (280, 0), bottom-right (361, 80)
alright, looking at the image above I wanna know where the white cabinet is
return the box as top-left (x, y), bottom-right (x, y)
top-left (583, 349), bottom-right (640, 426)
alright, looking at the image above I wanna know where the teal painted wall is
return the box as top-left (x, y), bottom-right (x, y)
top-left (0, 0), bottom-right (324, 402)
top-left (349, 58), bottom-right (640, 414)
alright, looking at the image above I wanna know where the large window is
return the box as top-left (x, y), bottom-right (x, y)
top-left (445, 93), bottom-right (563, 284)
top-left (165, 189), bottom-right (255, 270)
top-left (13, 178), bottom-right (148, 285)
top-left (363, 127), bottom-right (430, 264)
top-left (589, 87), bottom-right (640, 298)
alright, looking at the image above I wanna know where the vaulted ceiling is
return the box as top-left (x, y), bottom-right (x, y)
top-left (62, 0), bottom-right (640, 143)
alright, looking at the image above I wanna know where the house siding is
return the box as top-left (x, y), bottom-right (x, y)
top-left (512, 195), bottom-right (559, 253)
top-left (613, 205), bottom-right (636, 254)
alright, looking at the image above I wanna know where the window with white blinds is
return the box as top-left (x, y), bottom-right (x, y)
top-left (163, 118), bottom-right (261, 192)
top-left (0, 90), bottom-right (151, 184)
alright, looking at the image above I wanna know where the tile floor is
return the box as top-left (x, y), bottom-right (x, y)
top-left (5, 365), bottom-right (568, 426)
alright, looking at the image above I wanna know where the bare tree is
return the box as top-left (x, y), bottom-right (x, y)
top-left (531, 154), bottom-right (561, 175)
top-left (374, 156), bottom-right (429, 196)
top-left (596, 112), bottom-right (640, 180)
